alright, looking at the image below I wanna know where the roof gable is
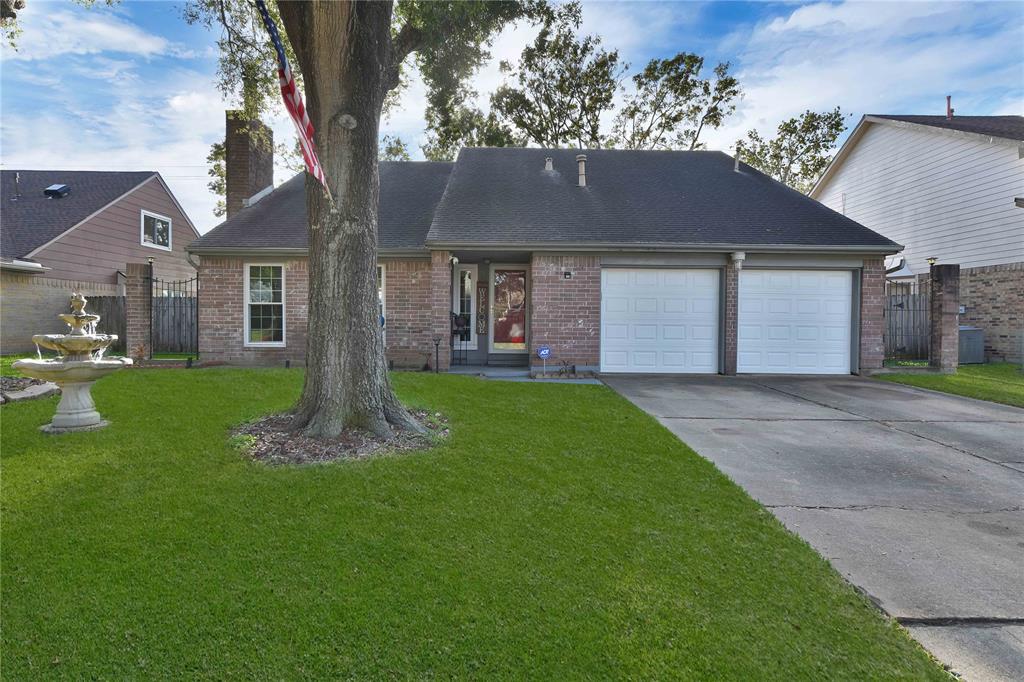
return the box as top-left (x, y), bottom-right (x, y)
top-left (1, 170), bottom-right (157, 259)
top-left (188, 162), bottom-right (455, 253)
top-left (871, 114), bottom-right (1024, 141)
top-left (812, 114), bottom-right (1024, 198)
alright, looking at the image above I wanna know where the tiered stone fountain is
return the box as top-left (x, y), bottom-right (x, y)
top-left (13, 293), bottom-right (132, 432)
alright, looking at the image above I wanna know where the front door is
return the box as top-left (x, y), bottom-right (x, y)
top-left (490, 266), bottom-right (528, 353)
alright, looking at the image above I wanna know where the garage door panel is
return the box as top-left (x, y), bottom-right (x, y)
top-left (739, 269), bottom-right (852, 375)
top-left (601, 268), bottom-right (719, 374)
top-left (634, 298), bottom-right (658, 313)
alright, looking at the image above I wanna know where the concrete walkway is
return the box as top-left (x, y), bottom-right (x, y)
top-left (605, 374), bottom-right (1024, 681)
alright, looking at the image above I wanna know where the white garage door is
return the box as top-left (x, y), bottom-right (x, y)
top-left (738, 269), bottom-right (853, 374)
top-left (601, 269), bottom-right (719, 373)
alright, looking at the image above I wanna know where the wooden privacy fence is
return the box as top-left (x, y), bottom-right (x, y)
top-left (89, 295), bottom-right (126, 353)
top-left (884, 280), bottom-right (930, 361)
top-left (151, 276), bottom-right (198, 356)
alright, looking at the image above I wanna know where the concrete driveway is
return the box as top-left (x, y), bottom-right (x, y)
top-left (604, 374), bottom-right (1024, 681)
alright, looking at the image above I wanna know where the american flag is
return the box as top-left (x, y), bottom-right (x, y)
top-left (254, 0), bottom-right (330, 196)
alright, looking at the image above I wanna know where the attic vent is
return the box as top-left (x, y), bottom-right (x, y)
top-left (44, 184), bottom-right (70, 198)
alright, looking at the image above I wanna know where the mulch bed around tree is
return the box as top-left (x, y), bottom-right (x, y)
top-left (232, 410), bottom-right (449, 465)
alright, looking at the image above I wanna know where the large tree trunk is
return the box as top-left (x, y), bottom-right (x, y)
top-left (277, 0), bottom-right (422, 439)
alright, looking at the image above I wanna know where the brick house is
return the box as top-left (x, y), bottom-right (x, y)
top-left (811, 111), bottom-right (1024, 362)
top-left (1, 170), bottom-right (199, 352)
top-left (188, 127), bottom-right (899, 375)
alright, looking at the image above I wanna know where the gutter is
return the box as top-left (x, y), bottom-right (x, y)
top-left (0, 258), bottom-right (50, 273)
top-left (423, 241), bottom-right (903, 255)
top-left (186, 246), bottom-right (432, 258)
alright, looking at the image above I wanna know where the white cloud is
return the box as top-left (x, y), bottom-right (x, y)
top-left (699, 1), bottom-right (1024, 152)
top-left (2, 9), bottom-right (174, 61)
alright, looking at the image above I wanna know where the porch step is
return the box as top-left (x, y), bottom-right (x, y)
top-left (486, 354), bottom-right (528, 367)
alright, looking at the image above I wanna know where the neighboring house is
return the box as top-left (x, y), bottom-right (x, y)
top-left (1, 170), bottom-right (199, 352)
top-left (188, 120), bottom-right (899, 376)
top-left (811, 113), bottom-right (1024, 362)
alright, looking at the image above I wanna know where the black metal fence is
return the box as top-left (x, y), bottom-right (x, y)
top-left (884, 280), bottom-right (930, 362)
top-left (152, 276), bottom-right (198, 356)
top-left (90, 295), bottom-right (126, 353)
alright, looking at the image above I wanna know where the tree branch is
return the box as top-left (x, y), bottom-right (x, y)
top-left (386, 20), bottom-right (423, 90)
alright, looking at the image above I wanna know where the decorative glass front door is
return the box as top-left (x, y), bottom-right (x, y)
top-left (492, 268), bottom-right (527, 352)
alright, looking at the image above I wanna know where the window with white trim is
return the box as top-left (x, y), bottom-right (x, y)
top-left (245, 265), bottom-right (285, 346)
top-left (452, 263), bottom-right (477, 349)
top-left (141, 210), bottom-right (172, 250)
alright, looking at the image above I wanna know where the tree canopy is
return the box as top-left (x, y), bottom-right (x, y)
top-left (488, 4), bottom-right (624, 148)
top-left (611, 55), bottom-right (740, 150)
top-left (737, 107), bottom-right (848, 193)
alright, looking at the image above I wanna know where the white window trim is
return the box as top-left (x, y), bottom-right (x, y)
top-left (452, 263), bottom-right (478, 351)
top-left (140, 210), bottom-right (173, 251)
top-left (378, 263), bottom-right (386, 345)
top-left (244, 263), bottom-right (286, 348)
top-left (488, 263), bottom-right (530, 355)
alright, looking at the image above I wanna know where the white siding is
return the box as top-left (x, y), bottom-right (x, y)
top-left (816, 123), bottom-right (1024, 272)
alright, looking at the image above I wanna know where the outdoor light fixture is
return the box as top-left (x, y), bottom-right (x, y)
top-left (146, 256), bottom-right (155, 264)
top-left (926, 257), bottom-right (938, 266)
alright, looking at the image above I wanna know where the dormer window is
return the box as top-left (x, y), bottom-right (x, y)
top-left (141, 210), bottom-right (172, 250)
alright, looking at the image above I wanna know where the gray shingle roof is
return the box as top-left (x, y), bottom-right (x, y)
top-left (1, 170), bottom-right (156, 259)
top-left (425, 148), bottom-right (898, 249)
top-left (189, 161), bottom-right (454, 252)
top-left (872, 115), bottom-right (1024, 141)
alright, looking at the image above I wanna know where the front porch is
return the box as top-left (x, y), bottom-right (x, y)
top-left (444, 251), bottom-right (532, 370)
top-left (438, 251), bottom-right (601, 374)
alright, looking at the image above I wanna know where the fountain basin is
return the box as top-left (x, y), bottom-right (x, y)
top-left (32, 333), bottom-right (117, 356)
top-left (13, 357), bottom-right (133, 433)
top-left (14, 357), bottom-right (132, 384)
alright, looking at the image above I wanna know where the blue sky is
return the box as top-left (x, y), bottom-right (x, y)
top-left (2, 1), bottom-right (1022, 232)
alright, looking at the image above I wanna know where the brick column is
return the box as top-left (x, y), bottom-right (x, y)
top-left (859, 258), bottom-right (885, 373)
top-left (124, 262), bottom-right (151, 360)
top-left (722, 262), bottom-right (738, 375)
top-left (429, 250), bottom-right (451, 371)
top-left (929, 263), bottom-right (960, 373)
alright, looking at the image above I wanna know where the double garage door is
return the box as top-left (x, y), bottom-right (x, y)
top-left (600, 268), bottom-right (853, 375)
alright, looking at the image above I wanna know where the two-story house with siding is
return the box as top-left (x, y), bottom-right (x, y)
top-left (811, 112), bottom-right (1024, 362)
top-left (1, 170), bottom-right (199, 352)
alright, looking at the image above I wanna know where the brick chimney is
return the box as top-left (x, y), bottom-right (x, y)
top-left (225, 111), bottom-right (273, 218)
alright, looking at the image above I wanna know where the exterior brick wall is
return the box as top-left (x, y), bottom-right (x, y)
top-left (723, 262), bottom-right (738, 375)
top-left (383, 258), bottom-right (435, 369)
top-left (429, 251), bottom-right (451, 371)
top-left (197, 257), bottom-right (308, 365)
top-left (195, 256), bottom-right (439, 368)
top-left (0, 271), bottom-right (118, 353)
top-left (528, 254), bottom-right (600, 371)
top-left (958, 262), bottom-right (1023, 363)
top-left (859, 257), bottom-right (886, 372)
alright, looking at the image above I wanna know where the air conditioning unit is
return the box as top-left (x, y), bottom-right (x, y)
top-left (958, 326), bottom-right (984, 364)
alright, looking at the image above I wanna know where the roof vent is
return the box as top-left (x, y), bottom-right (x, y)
top-left (44, 184), bottom-right (70, 198)
top-left (544, 157), bottom-right (553, 171)
top-left (946, 95), bottom-right (954, 120)
top-left (576, 154), bottom-right (587, 187)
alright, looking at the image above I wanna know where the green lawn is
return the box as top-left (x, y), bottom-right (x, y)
top-left (878, 362), bottom-right (1024, 408)
top-left (1, 353), bottom-right (34, 376)
top-left (1, 369), bottom-right (944, 678)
